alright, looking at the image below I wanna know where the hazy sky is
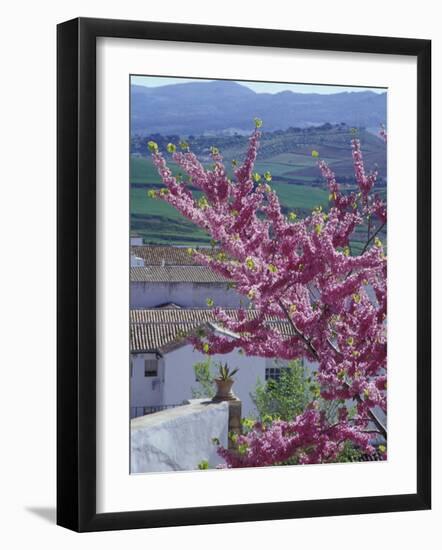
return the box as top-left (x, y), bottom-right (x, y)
top-left (131, 75), bottom-right (386, 95)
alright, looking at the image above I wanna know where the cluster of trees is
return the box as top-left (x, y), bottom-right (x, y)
top-left (132, 123), bottom-right (379, 165)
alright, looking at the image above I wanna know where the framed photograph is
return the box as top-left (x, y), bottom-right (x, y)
top-left (57, 17), bottom-right (431, 532)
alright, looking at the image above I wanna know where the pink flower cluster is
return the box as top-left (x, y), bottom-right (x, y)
top-left (217, 408), bottom-right (375, 468)
top-left (149, 124), bottom-right (388, 465)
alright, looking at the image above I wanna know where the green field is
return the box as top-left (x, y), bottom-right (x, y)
top-left (130, 156), bottom-right (334, 245)
top-left (130, 128), bottom-right (386, 247)
top-left (130, 155), bottom-right (322, 185)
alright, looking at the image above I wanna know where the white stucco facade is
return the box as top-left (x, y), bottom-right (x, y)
top-left (130, 344), bottom-right (285, 419)
top-left (130, 353), bottom-right (165, 416)
top-left (130, 281), bottom-right (246, 308)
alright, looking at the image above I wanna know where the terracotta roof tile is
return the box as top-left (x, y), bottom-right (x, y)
top-left (130, 245), bottom-right (216, 266)
top-left (130, 308), bottom-right (294, 353)
top-left (130, 266), bottom-right (229, 283)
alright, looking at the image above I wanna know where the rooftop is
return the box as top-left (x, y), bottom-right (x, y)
top-left (130, 308), bottom-right (294, 353)
top-left (130, 245), bottom-right (217, 266)
top-left (130, 266), bottom-right (229, 284)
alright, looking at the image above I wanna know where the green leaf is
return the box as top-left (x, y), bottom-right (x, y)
top-left (238, 443), bottom-right (248, 455)
top-left (147, 140), bottom-right (158, 152)
top-left (245, 257), bottom-right (255, 270)
top-left (198, 196), bottom-right (209, 209)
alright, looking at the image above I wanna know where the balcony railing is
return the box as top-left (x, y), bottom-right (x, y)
top-left (131, 403), bottom-right (182, 418)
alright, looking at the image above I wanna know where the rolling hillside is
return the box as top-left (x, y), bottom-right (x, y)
top-left (130, 124), bottom-right (386, 247)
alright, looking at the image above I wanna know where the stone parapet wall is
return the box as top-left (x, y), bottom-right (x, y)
top-left (131, 399), bottom-right (229, 473)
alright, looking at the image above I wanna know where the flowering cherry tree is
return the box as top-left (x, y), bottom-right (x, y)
top-left (147, 119), bottom-right (387, 467)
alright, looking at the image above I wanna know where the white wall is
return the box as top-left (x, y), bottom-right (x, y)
top-left (130, 348), bottom-right (315, 420)
top-left (130, 255), bottom-right (144, 267)
top-left (130, 353), bottom-right (165, 416)
top-left (131, 400), bottom-right (229, 472)
top-left (161, 344), bottom-right (268, 418)
top-left (130, 345), bottom-right (270, 418)
top-left (1, 2), bottom-right (440, 549)
top-left (130, 281), bottom-right (246, 308)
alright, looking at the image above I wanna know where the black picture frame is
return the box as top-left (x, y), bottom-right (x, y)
top-left (57, 17), bottom-right (431, 532)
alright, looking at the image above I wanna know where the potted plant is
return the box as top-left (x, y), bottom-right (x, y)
top-left (212, 363), bottom-right (239, 402)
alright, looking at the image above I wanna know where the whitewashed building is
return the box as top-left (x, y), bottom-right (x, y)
top-left (129, 246), bottom-right (294, 420)
top-left (130, 246), bottom-right (246, 308)
top-left (130, 307), bottom-right (293, 419)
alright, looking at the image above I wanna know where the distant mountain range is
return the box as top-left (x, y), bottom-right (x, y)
top-left (131, 80), bottom-right (386, 136)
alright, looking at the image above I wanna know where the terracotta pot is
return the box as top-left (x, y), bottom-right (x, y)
top-left (212, 378), bottom-right (237, 402)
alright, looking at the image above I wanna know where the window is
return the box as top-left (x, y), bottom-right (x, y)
top-left (265, 367), bottom-right (287, 382)
top-left (144, 358), bottom-right (158, 377)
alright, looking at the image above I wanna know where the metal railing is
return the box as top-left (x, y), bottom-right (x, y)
top-left (350, 451), bottom-right (384, 462)
top-left (130, 403), bottom-right (182, 418)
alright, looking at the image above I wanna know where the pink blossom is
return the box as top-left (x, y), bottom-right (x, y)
top-left (149, 124), bottom-right (388, 466)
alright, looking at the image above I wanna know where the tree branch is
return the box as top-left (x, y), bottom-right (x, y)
top-left (360, 221), bottom-right (386, 256)
top-left (278, 298), bottom-right (387, 440)
top-left (344, 381), bottom-right (387, 439)
top-left (278, 299), bottom-right (318, 358)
